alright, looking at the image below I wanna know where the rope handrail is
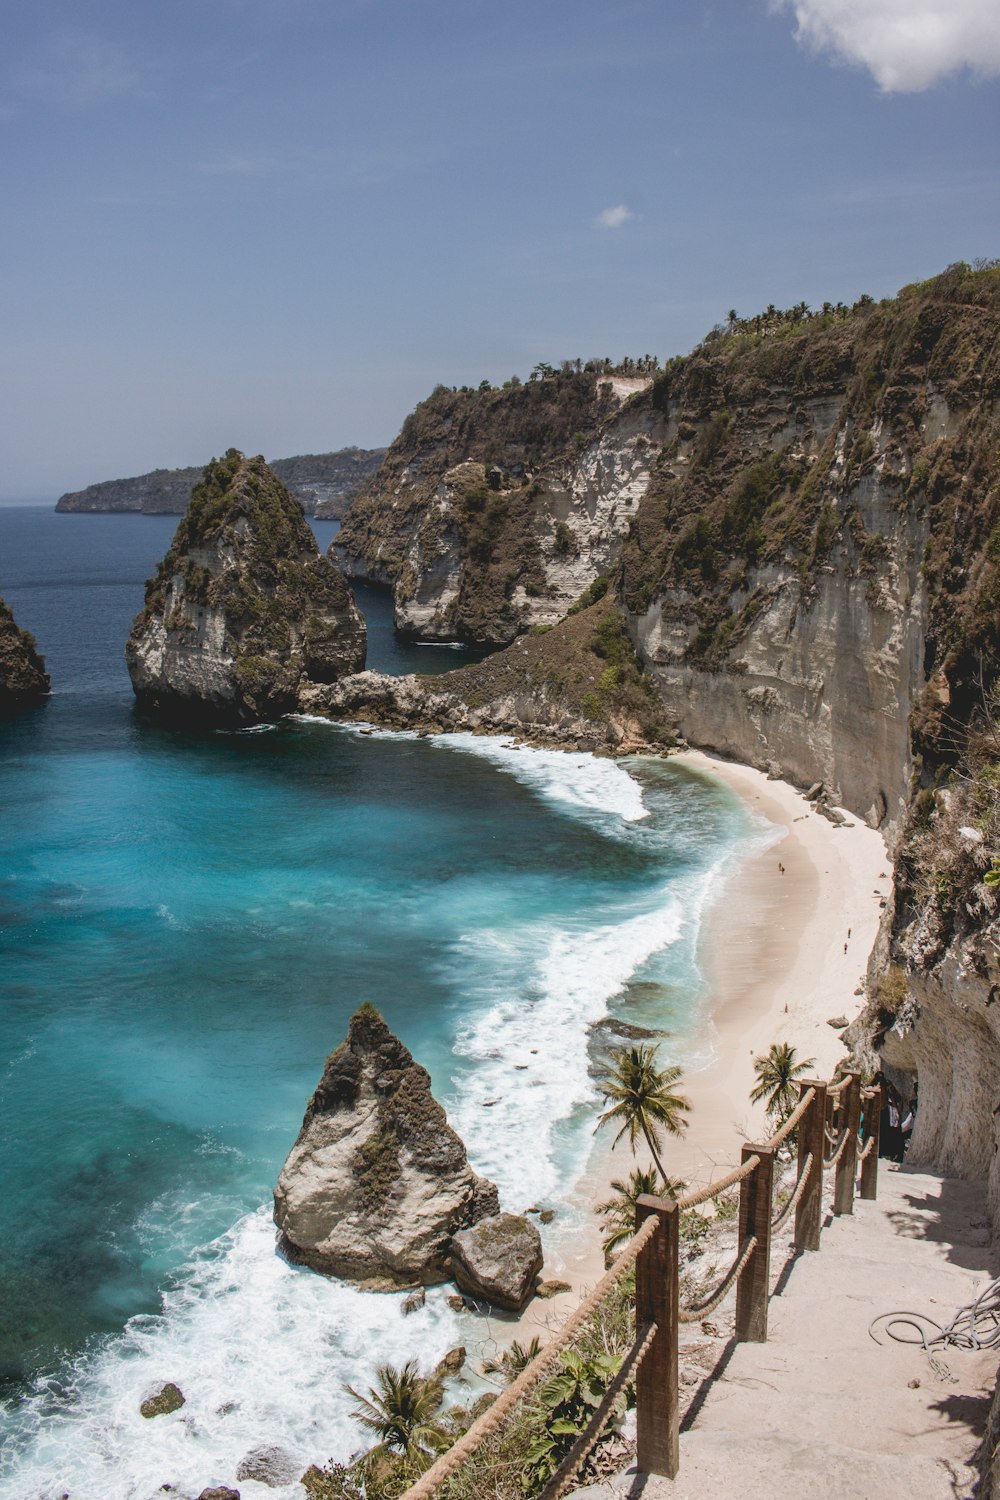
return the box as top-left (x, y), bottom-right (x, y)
top-left (771, 1152), bottom-right (813, 1232)
top-left (858, 1135), bottom-right (875, 1161)
top-left (677, 1154), bottom-right (760, 1212)
top-left (400, 1214), bottom-right (660, 1500)
top-left (826, 1076), bottom-right (849, 1097)
top-left (679, 1234), bottom-right (759, 1324)
top-left (824, 1129), bottom-right (850, 1169)
top-left (537, 1322), bottom-right (657, 1500)
top-left (764, 1087), bottom-right (816, 1150)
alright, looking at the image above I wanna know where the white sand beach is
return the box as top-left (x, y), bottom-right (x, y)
top-left (516, 751), bottom-right (892, 1329)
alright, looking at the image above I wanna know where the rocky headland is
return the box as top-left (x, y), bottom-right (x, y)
top-left (316, 264), bottom-right (1000, 1235)
top-left (0, 595), bottom-right (50, 711)
top-left (56, 446), bottom-right (386, 518)
top-left (274, 1004), bottom-right (541, 1307)
top-left (125, 449), bottom-right (366, 726)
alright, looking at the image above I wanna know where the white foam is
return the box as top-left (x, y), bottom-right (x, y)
top-left (0, 1209), bottom-right (463, 1500)
top-left (444, 892), bottom-right (684, 1211)
top-left (431, 734), bottom-right (649, 824)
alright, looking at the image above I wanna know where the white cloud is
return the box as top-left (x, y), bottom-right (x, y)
top-left (595, 204), bottom-right (633, 229)
top-left (773, 0), bottom-right (1000, 91)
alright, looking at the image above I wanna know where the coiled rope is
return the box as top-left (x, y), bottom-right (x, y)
top-left (869, 1277), bottom-right (1000, 1382)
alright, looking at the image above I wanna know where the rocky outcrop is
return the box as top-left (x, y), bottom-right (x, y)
top-left (274, 1004), bottom-right (500, 1289)
top-left (126, 450), bottom-right (365, 726)
top-left (0, 596), bottom-right (50, 710)
top-left (332, 372), bottom-right (658, 646)
top-left (56, 447), bottom-right (386, 517)
top-left (140, 1382), bottom-right (185, 1418)
top-left (298, 592), bottom-right (675, 752)
top-left (449, 1213), bottom-right (543, 1311)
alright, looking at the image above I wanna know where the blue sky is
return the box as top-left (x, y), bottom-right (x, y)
top-left (1, 0), bottom-right (998, 500)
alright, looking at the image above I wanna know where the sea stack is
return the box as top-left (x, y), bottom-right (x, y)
top-left (125, 449), bottom-right (366, 726)
top-left (274, 1004), bottom-right (502, 1289)
top-left (0, 596), bottom-right (50, 711)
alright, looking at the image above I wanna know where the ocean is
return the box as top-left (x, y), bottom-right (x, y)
top-left (0, 507), bottom-right (764, 1499)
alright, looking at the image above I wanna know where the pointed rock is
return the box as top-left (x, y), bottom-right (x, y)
top-left (274, 1004), bottom-right (499, 1288)
top-left (126, 449), bottom-right (365, 725)
top-left (0, 595), bottom-right (50, 711)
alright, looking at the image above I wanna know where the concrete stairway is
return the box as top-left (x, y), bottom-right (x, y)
top-left (582, 1165), bottom-right (999, 1500)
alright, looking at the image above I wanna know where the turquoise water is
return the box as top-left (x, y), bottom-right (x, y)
top-left (0, 508), bottom-right (759, 1499)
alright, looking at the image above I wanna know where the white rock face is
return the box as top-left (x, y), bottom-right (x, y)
top-left (274, 1006), bottom-right (499, 1288)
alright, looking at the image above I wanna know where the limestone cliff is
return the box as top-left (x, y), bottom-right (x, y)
top-left (0, 596), bottom-right (50, 710)
top-left (274, 1004), bottom-right (499, 1288)
top-left (56, 447), bottom-right (386, 517)
top-left (333, 372), bottom-right (659, 645)
top-left (126, 449), bottom-right (365, 726)
top-left (317, 264), bottom-right (1000, 1233)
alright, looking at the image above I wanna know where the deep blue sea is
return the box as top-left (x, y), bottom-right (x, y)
top-left (0, 507), bottom-right (763, 1499)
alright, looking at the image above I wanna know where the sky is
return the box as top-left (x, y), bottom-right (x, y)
top-left (1, 0), bottom-right (998, 501)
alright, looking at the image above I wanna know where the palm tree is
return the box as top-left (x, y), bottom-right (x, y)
top-left (596, 1165), bottom-right (686, 1263)
top-left (595, 1044), bottom-right (690, 1179)
top-left (750, 1042), bottom-right (816, 1125)
top-left (482, 1336), bottom-right (544, 1383)
top-left (346, 1360), bottom-right (447, 1468)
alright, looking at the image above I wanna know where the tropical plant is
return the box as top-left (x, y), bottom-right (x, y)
top-left (595, 1166), bottom-right (685, 1263)
top-left (522, 1347), bottom-right (626, 1488)
top-left (481, 1336), bottom-right (544, 1384)
top-left (595, 1044), bottom-right (690, 1180)
top-left (749, 1042), bottom-right (816, 1127)
top-left (346, 1360), bottom-right (448, 1469)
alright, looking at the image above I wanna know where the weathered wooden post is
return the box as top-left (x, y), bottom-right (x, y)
top-left (859, 1081), bottom-right (881, 1200)
top-left (636, 1194), bottom-right (679, 1479)
top-left (795, 1080), bottom-right (827, 1252)
top-left (735, 1145), bottom-right (774, 1342)
top-left (834, 1070), bottom-right (862, 1215)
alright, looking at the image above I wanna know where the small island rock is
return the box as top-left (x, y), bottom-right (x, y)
top-left (234, 1445), bottom-right (301, 1486)
top-left (126, 449), bottom-right (365, 726)
top-left (198, 1489), bottom-right (240, 1500)
top-left (274, 1004), bottom-right (499, 1288)
top-left (0, 595), bottom-right (49, 711)
top-left (140, 1381), bottom-right (185, 1419)
top-left (449, 1212), bottom-right (543, 1311)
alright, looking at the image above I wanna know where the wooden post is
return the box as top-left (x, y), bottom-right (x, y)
top-left (795, 1080), bottom-right (827, 1252)
top-left (735, 1144), bottom-right (774, 1343)
top-left (860, 1082), bottom-right (881, 1200)
top-left (834, 1071), bottom-right (862, 1215)
top-left (636, 1194), bottom-right (679, 1479)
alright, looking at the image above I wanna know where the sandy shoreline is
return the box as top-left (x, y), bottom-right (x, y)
top-left (513, 750), bottom-right (891, 1336)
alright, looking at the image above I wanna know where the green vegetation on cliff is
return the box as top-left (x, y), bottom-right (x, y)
top-left (0, 595), bottom-right (50, 710)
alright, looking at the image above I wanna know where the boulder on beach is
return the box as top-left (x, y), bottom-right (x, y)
top-left (274, 1004), bottom-right (499, 1288)
top-left (449, 1212), bottom-right (543, 1311)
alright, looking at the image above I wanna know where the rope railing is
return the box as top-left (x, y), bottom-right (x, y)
top-left (399, 1069), bottom-right (882, 1500)
top-left (679, 1234), bottom-right (758, 1323)
top-left (766, 1086), bottom-right (816, 1150)
top-left (677, 1154), bottom-right (760, 1211)
top-left (401, 1215), bottom-right (659, 1500)
top-left (537, 1322), bottom-right (657, 1500)
top-left (771, 1151), bottom-right (814, 1232)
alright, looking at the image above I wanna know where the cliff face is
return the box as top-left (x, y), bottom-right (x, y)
top-left (333, 373), bottom-right (661, 645)
top-left (319, 264), bottom-right (1000, 1230)
top-left (0, 596), bottom-right (50, 710)
top-left (56, 447), bottom-right (386, 518)
top-left (126, 450), bottom-right (365, 726)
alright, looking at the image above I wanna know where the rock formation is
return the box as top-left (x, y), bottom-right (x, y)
top-left (56, 446), bottom-right (386, 517)
top-left (449, 1213), bottom-right (543, 1311)
top-left (274, 1004), bottom-right (501, 1289)
top-left (126, 450), bottom-right (365, 726)
top-left (320, 264), bottom-right (1000, 1242)
top-left (0, 595), bottom-right (50, 710)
